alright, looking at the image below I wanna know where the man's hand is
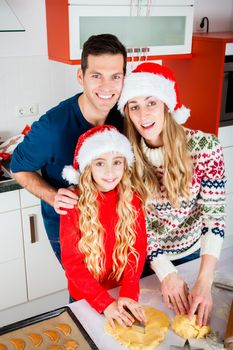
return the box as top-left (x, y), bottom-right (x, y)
top-left (161, 272), bottom-right (189, 315)
top-left (54, 187), bottom-right (78, 215)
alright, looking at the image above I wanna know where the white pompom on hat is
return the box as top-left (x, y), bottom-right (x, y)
top-left (62, 125), bottom-right (135, 185)
top-left (118, 62), bottom-right (190, 124)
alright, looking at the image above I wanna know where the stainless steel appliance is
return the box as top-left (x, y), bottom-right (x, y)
top-left (220, 55), bottom-right (233, 126)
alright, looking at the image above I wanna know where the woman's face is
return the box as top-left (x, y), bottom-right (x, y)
top-left (127, 96), bottom-right (165, 147)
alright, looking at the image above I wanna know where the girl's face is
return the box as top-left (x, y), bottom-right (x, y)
top-left (127, 96), bottom-right (165, 147)
top-left (91, 152), bottom-right (125, 192)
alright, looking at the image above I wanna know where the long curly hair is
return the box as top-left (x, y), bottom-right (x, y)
top-left (77, 162), bottom-right (139, 282)
top-left (124, 105), bottom-right (193, 207)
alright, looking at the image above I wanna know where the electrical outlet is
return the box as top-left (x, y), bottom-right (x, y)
top-left (15, 105), bottom-right (28, 118)
top-left (15, 104), bottom-right (39, 118)
top-left (29, 104), bottom-right (39, 117)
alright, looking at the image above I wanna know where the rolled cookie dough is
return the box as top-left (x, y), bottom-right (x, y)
top-left (172, 315), bottom-right (210, 339)
top-left (105, 306), bottom-right (170, 350)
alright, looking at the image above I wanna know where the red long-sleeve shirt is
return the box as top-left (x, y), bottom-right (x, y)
top-left (60, 188), bottom-right (147, 314)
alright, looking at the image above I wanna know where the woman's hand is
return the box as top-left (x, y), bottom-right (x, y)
top-left (118, 297), bottom-right (147, 324)
top-left (188, 276), bottom-right (213, 327)
top-left (187, 254), bottom-right (216, 327)
top-left (161, 272), bottom-right (189, 315)
top-left (103, 301), bottom-right (134, 328)
top-left (54, 187), bottom-right (78, 214)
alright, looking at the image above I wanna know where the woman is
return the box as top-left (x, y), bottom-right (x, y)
top-left (60, 125), bottom-right (147, 328)
top-left (118, 62), bottom-right (226, 327)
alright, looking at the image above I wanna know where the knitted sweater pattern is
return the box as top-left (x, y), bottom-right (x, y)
top-left (142, 128), bottom-right (226, 281)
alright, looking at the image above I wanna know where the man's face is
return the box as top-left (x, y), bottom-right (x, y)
top-left (78, 54), bottom-right (124, 116)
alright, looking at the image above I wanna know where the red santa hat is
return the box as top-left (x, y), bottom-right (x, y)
top-left (118, 62), bottom-right (190, 124)
top-left (62, 125), bottom-right (135, 185)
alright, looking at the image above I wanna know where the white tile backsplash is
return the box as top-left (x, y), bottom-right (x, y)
top-left (0, 55), bottom-right (82, 140)
top-left (0, 0), bottom-right (233, 140)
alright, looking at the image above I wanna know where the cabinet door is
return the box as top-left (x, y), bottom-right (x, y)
top-left (69, 4), bottom-right (193, 60)
top-left (21, 205), bottom-right (67, 300)
top-left (221, 146), bottom-right (233, 194)
top-left (69, 4), bottom-right (131, 60)
top-left (0, 210), bottom-right (27, 310)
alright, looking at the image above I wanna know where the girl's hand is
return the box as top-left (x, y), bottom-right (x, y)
top-left (118, 297), bottom-right (147, 324)
top-left (188, 276), bottom-right (213, 327)
top-left (103, 301), bottom-right (133, 328)
top-left (54, 187), bottom-right (78, 214)
top-left (161, 272), bottom-right (189, 315)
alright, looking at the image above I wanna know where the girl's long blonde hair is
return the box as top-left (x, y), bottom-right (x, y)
top-left (77, 162), bottom-right (139, 282)
top-left (124, 105), bottom-right (193, 207)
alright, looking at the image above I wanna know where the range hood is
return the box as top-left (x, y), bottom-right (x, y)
top-left (0, 0), bottom-right (25, 32)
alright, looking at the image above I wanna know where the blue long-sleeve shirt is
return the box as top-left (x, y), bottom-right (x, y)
top-left (11, 93), bottom-right (123, 260)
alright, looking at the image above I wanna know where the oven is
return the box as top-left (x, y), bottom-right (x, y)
top-left (220, 55), bottom-right (233, 126)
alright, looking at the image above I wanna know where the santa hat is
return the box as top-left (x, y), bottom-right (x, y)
top-left (62, 125), bottom-right (135, 185)
top-left (118, 62), bottom-right (190, 124)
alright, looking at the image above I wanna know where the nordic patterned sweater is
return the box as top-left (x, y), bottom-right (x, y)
top-left (141, 128), bottom-right (226, 282)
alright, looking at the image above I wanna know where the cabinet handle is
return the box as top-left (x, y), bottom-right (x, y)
top-left (29, 214), bottom-right (37, 244)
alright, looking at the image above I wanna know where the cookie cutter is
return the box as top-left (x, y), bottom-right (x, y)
top-left (170, 339), bottom-right (204, 350)
top-left (206, 331), bottom-right (224, 349)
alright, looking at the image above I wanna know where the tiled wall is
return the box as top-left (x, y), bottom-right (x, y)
top-left (0, 0), bottom-right (233, 139)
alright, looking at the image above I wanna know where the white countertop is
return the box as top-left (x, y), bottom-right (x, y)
top-left (69, 247), bottom-right (233, 350)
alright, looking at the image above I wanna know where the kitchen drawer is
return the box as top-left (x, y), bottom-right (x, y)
top-left (0, 210), bottom-right (24, 263)
top-left (0, 258), bottom-right (27, 311)
top-left (20, 188), bottom-right (40, 208)
top-left (0, 190), bottom-right (20, 213)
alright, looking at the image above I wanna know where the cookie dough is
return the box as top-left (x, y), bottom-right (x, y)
top-left (172, 315), bottom-right (210, 339)
top-left (63, 340), bottom-right (79, 349)
top-left (55, 323), bottom-right (72, 336)
top-left (43, 330), bottom-right (60, 342)
top-left (105, 306), bottom-right (170, 350)
top-left (27, 333), bottom-right (43, 347)
top-left (0, 344), bottom-right (7, 350)
top-left (10, 338), bottom-right (25, 350)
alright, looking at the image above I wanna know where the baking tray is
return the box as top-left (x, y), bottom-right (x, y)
top-left (0, 306), bottom-right (99, 349)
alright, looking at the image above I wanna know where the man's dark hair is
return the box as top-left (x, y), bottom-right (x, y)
top-left (81, 34), bottom-right (127, 75)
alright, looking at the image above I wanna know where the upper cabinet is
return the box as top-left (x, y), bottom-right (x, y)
top-left (0, 0), bottom-right (25, 32)
top-left (45, 0), bottom-right (194, 65)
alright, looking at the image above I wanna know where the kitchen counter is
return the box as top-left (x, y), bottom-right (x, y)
top-left (0, 159), bottom-right (21, 193)
top-left (69, 247), bottom-right (233, 350)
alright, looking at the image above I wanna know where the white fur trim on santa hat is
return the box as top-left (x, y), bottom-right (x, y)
top-left (118, 72), bottom-right (177, 115)
top-left (172, 105), bottom-right (190, 124)
top-left (62, 165), bottom-right (80, 185)
top-left (77, 129), bottom-right (134, 172)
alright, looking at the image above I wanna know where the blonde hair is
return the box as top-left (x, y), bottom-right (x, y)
top-left (77, 162), bottom-right (139, 282)
top-left (124, 105), bottom-right (193, 207)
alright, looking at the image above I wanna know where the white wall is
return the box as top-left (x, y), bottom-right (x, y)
top-left (0, 0), bottom-right (233, 139)
top-left (0, 0), bottom-right (80, 139)
top-left (193, 0), bottom-right (233, 33)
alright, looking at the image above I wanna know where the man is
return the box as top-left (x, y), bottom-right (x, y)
top-left (11, 34), bottom-right (127, 262)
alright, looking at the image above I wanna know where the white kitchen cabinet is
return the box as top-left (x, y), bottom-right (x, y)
top-left (20, 189), bottom-right (67, 300)
top-left (21, 202), bottom-right (67, 300)
top-left (218, 126), bottom-right (233, 248)
top-left (46, 0), bottom-right (194, 64)
top-left (0, 189), bottom-right (67, 311)
top-left (0, 190), bottom-right (27, 311)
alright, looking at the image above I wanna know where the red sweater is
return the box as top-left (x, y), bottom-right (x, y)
top-left (60, 188), bottom-right (147, 314)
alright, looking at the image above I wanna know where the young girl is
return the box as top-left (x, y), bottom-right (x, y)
top-left (60, 124), bottom-right (147, 328)
top-left (117, 62), bottom-right (226, 327)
